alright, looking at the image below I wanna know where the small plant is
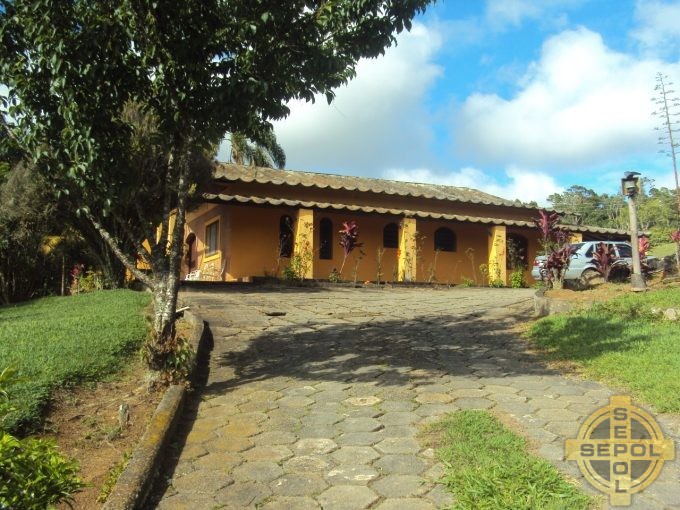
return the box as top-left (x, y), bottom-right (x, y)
top-left (375, 247), bottom-right (385, 284)
top-left (509, 269), bottom-right (527, 288)
top-left (351, 249), bottom-right (365, 285)
top-left (479, 263), bottom-right (489, 287)
top-left (592, 242), bottom-right (617, 282)
top-left (338, 220), bottom-right (363, 276)
top-left (143, 333), bottom-right (194, 386)
top-left (427, 249), bottom-right (440, 283)
top-left (638, 235), bottom-right (650, 259)
top-left (328, 268), bottom-right (340, 283)
top-left (460, 277), bottom-right (475, 288)
top-left (545, 242), bottom-right (577, 289)
top-left (0, 366), bottom-right (84, 508)
top-left (465, 248), bottom-right (477, 285)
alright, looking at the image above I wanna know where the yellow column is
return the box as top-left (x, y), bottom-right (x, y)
top-left (488, 225), bottom-right (507, 286)
top-left (294, 208), bottom-right (315, 279)
top-left (398, 217), bottom-right (417, 282)
top-left (570, 232), bottom-right (583, 243)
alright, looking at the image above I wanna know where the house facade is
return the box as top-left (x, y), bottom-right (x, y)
top-left (182, 163), bottom-right (629, 285)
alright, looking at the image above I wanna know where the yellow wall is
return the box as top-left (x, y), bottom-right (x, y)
top-left (414, 221), bottom-right (489, 285)
top-left (184, 203), bottom-right (229, 279)
top-left (183, 203), bottom-right (549, 285)
top-left (313, 212), bottom-right (401, 282)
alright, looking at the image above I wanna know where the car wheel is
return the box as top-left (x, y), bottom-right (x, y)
top-left (580, 268), bottom-right (603, 287)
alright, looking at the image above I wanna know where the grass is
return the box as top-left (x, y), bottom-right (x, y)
top-left (649, 242), bottom-right (678, 258)
top-left (423, 411), bottom-right (592, 510)
top-left (0, 290), bottom-right (151, 434)
top-left (528, 287), bottom-right (680, 413)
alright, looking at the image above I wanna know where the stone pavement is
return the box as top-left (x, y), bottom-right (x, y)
top-left (152, 287), bottom-right (680, 509)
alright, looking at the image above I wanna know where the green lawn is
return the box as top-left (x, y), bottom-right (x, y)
top-left (528, 287), bottom-right (680, 413)
top-left (649, 242), bottom-right (678, 258)
top-left (423, 411), bottom-right (592, 510)
top-left (0, 290), bottom-right (151, 434)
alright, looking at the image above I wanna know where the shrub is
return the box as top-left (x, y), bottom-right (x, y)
top-left (0, 366), bottom-right (84, 509)
top-left (0, 433), bottom-right (84, 509)
top-left (460, 277), bottom-right (475, 288)
top-left (509, 269), bottom-right (527, 288)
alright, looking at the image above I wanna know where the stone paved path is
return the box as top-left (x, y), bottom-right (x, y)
top-left (153, 287), bottom-right (680, 509)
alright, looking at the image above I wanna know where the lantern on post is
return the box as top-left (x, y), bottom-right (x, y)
top-left (621, 172), bottom-right (646, 292)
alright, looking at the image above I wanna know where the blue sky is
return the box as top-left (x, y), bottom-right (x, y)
top-left (227, 0), bottom-right (680, 204)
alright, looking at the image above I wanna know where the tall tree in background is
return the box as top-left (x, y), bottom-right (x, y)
top-left (0, 0), bottom-right (432, 371)
top-left (230, 129), bottom-right (286, 169)
top-left (652, 72), bottom-right (680, 265)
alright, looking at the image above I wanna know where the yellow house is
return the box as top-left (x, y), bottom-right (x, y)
top-left (182, 163), bottom-right (629, 285)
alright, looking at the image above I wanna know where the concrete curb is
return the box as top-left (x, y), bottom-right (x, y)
top-left (102, 311), bottom-right (206, 510)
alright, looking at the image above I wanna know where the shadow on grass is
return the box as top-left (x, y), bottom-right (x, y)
top-left (529, 314), bottom-right (648, 363)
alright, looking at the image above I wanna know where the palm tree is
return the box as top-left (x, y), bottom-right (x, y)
top-left (229, 129), bottom-right (286, 169)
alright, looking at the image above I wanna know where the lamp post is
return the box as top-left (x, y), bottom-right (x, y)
top-left (621, 172), bottom-right (646, 292)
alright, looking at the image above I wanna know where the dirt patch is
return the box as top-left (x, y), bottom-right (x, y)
top-left (545, 276), bottom-right (674, 306)
top-left (43, 359), bottom-right (162, 509)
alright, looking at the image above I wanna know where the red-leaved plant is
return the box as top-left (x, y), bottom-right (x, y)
top-left (592, 242), bottom-right (617, 281)
top-left (545, 243), bottom-right (577, 289)
top-left (533, 210), bottom-right (562, 256)
top-left (671, 230), bottom-right (680, 243)
top-left (338, 220), bottom-right (363, 276)
top-left (638, 236), bottom-right (650, 260)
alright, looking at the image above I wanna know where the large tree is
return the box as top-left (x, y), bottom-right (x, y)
top-left (0, 0), bottom-right (432, 370)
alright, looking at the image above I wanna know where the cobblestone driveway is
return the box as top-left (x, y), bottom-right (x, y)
top-left (154, 287), bottom-right (679, 509)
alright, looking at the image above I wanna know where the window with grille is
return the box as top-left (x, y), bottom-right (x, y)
top-left (319, 218), bottom-right (333, 259)
top-left (279, 215), bottom-right (293, 258)
top-left (383, 223), bottom-right (399, 248)
top-left (434, 227), bottom-right (456, 252)
top-left (205, 221), bottom-right (219, 256)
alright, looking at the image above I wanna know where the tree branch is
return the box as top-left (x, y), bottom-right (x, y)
top-left (84, 211), bottom-right (155, 289)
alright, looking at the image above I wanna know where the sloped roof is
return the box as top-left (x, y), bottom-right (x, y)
top-left (214, 163), bottom-right (531, 209)
top-left (203, 192), bottom-right (631, 236)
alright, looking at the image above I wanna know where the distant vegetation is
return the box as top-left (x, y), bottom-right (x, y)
top-left (547, 182), bottom-right (678, 246)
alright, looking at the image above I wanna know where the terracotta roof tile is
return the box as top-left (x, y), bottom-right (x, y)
top-left (214, 163), bottom-right (531, 209)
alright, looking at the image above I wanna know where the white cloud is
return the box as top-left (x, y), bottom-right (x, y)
top-left (485, 0), bottom-right (584, 29)
top-left (270, 22), bottom-right (443, 175)
top-left (383, 166), bottom-right (562, 204)
top-left (456, 27), bottom-right (680, 170)
top-left (633, 0), bottom-right (680, 56)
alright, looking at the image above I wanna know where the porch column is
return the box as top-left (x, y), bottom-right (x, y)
top-left (294, 208), bottom-right (315, 279)
top-left (398, 217), bottom-right (417, 282)
top-left (488, 225), bottom-right (507, 285)
top-left (570, 232), bottom-right (583, 243)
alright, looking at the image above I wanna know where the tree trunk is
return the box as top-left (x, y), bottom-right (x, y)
top-left (145, 145), bottom-right (191, 370)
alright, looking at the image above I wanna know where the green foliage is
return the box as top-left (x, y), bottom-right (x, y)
top-left (426, 411), bottom-right (591, 510)
top-left (0, 163), bottom-right (61, 304)
top-left (509, 269), bottom-right (527, 288)
top-left (0, 290), bottom-right (150, 434)
top-left (528, 287), bottom-right (680, 412)
top-left (149, 335), bottom-right (195, 387)
top-left (0, 432), bottom-right (84, 509)
top-left (328, 268), bottom-right (341, 283)
top-left (0, 366), bottom-right (84, 509)
top-left (230, 130), bottom-right (286, 169)
top-left (460, 277), bottom-right (475, 287)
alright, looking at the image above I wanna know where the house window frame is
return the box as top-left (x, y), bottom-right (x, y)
top-left (319, 218), bottom-right (333, 260)
top-left (383, 222), bottom-right (399, 249)
top-left (279, 215), bottom-right (294, 259)
top-left (204, 217), bottom-right (220, 260)
top-left (434, 227), bottom-right (456, 252)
